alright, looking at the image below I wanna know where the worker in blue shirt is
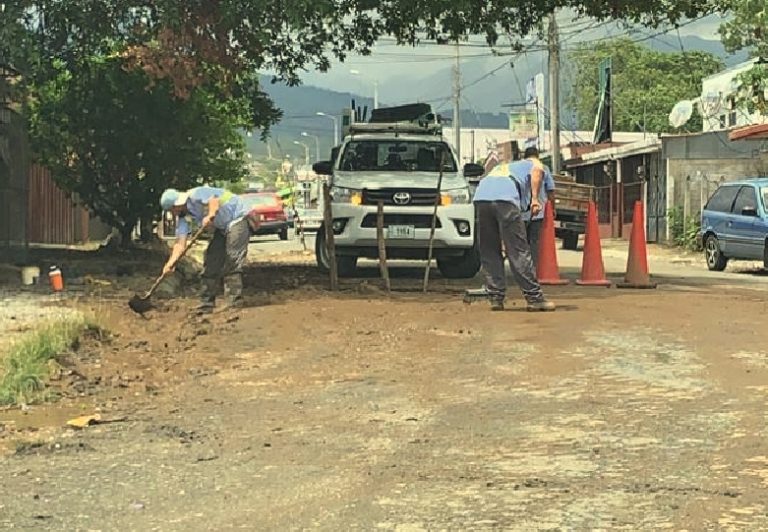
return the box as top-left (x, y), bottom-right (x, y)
top-left (160, 186), bottom-right (250, 314)
top-left (513, 147), bottom-right (556, 270)
top-left (473, 151), bottom-right (556, 312)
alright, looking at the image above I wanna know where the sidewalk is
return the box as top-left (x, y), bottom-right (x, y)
top-left (554, 238), bottom-right (768, 290)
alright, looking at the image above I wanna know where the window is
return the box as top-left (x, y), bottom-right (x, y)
top-left (242, 194), bottom-right (280, 208)
top-left (732, 186), bottom-right (758, 214)
top-left (760, 187), bottom-right (768, 211)
top-left (340, 140), bottom-right (457, 173)
top-left (705, 185), bottom-right (740, 213)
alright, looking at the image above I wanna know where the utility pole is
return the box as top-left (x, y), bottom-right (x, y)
top-left (316, 112), bottom-right (339, 146)
top-left (548, 14), bottom-right (561, 175)
top-left (453, 42), bottom-right (462, 165)
top-left (302, 131), bottom-right (321, 162)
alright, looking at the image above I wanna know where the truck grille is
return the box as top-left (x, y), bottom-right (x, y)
top-left (362, 188), bottom-right (439, 206)
top-left (360, 213), bottom-right (441, 229)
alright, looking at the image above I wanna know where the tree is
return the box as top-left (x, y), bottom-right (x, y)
top-left (0, 2), bottom-right (724, 244)
top-left (1, 2), bottom-right (723, 98)
top-left (567, 38), bottom-right (724, 133)
top-left (29, 56), bottom-right (279, 244)
top-left (719, 0), bottom-right (768, 114)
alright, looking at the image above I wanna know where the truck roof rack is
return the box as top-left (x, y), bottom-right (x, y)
top-left (369, 103), bottom-right (432, 123)
top-left (348, 121), bottom-right (443, 136)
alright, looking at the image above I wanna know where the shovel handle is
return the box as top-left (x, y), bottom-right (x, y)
top-left (144, 226), bottom-right (207, 298)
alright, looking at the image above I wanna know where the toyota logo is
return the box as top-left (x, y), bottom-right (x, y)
top-left (392, 192), bottom-right (411, 205)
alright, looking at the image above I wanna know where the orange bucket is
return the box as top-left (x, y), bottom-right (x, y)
top-left (49, 266), bottom-right (64, 292)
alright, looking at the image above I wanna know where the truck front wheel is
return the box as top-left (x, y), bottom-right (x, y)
top-left (315, 225), bottom-right (358, 277)
top-left (562, 232), bottom-right (579, 251)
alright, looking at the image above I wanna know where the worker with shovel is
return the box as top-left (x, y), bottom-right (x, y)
top-left (160, 186), bottom-right (250, 315)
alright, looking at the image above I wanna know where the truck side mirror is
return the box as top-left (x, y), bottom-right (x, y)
top-left (463, 163), bottom-right (484, 178)
top-left (313, 161), bottom-right (333, 175)
top-left (741, 206), bottom-right (758, 217)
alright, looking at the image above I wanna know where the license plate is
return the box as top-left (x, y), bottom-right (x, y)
top-left (387, 225), bottom-right (416, 239)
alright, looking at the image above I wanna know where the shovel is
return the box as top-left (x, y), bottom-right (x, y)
top-left (128, 226), bottom-right (206, 315)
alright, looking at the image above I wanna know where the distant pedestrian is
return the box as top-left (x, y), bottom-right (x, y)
top-left (511, 147), bottom-right (555, 270)
top-left (473, 157), bottom-right (556, 312)
top-left (160, 186), bottom-right (250, 314)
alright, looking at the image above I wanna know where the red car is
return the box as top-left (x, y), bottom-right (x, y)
top-left (242, 193), bottom-right (289, 241)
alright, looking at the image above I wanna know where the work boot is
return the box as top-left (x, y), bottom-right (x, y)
top-left (490, 299), bottom-right (505, 312)
top-left (195, 278), bottom-right (217, 316)
top-left (527, 299), bottom-right (556, 312)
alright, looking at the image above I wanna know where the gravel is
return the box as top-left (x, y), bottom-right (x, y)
top-left (0, 290), bottom-right (80, 354)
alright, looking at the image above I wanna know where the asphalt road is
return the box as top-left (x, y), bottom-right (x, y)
top-left (248, 231), bottom-right (768, 292)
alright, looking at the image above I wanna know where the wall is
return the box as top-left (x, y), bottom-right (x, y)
top-left (663, 131), bottom-right (768, 239)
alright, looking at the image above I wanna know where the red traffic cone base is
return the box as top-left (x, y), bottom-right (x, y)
top-left (537, 201), bottom-right (570, 285)
top-left (576, 201), bottom-right (611, 287)
top-left (617, 201), bottom-right (657, 289)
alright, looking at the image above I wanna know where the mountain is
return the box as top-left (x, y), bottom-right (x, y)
top-left (248, 76), bottom-right (509, 160)
top-left (249, 30), bottom-right (748, 158)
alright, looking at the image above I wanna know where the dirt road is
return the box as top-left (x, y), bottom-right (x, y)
top-left (1, 249), bottom-right (768, 530)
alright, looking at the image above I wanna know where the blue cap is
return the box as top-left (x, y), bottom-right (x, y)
top-left (160, 189), bottom-right (183, 211)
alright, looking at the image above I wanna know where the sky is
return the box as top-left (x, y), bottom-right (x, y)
top-left (297, 14), bottom-right (725, 108)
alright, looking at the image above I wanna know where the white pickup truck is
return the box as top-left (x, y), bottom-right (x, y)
top-left (312, 111), bottom-right (484, 278)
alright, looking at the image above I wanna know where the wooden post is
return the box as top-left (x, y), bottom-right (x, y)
top-left (295, 210), bottom-right (307, 252)
top-left (423, 151), bottom-right (446, 293)
top-left (322, 183), bottom-right (338, 291)
top-left (376, 201), bottom-right (391, 292)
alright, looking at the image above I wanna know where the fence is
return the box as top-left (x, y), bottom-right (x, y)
top-left (0, 109), bottom-right (28, 260)
top-left (26, 164), bottom-right (90, 245)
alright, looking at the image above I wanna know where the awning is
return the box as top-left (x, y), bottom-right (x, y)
top-left (728, 124), bottom-right (768, 141)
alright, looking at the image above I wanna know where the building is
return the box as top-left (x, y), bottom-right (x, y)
top-left (443, 126), bottom-right (651, 167)
top-left (701, 59), bottom-right (766, 133)
top-left (566, 137), bottom-right (665, 241)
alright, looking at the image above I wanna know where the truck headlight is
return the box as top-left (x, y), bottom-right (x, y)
top-left (330, 186), bottom-right (362, 205)
top-left (441, 187), bottom-right (471, 206)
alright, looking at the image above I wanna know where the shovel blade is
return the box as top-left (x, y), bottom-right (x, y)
top-left (128, 295), bottom-right (154, 315)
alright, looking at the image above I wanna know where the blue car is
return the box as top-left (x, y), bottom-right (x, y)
top-left (700, 178), bottom-right (768, 271)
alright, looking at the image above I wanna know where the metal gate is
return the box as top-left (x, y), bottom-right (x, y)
top-left (646, 171), bottom-right (667, 243)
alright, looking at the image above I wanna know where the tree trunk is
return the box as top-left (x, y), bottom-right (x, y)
top-left (139, 215), bottom-right (155, 243)
top-left (119, 222), bottom-right (135, 249)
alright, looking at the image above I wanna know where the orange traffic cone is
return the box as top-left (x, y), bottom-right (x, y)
top-left (576, 201), bottom-right (611, 287)
top-left (617, 201), bottom-right (657, 289)
top-left (536, 201), bottom-right (570, 285)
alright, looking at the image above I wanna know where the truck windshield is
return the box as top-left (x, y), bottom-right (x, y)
top-left (339, 140), bottom-right (457, 173)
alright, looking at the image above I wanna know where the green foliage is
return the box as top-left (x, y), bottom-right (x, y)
top-left (719, 0), bottom-right (768, 115)
top-left (0, 317), bottom-right (103, 406)
top-left (567, 38), bottom-right (724, 133)
top-left (1, 2), bottom-right (722, 96)
top-left (667, 206), bottom-right (702, 251)
top-left (28, 56), bottom-right (279, 242)
top-left (720, 0), bottom-right (768, 59)
top-left (0, 2), bottom-right (724, 243)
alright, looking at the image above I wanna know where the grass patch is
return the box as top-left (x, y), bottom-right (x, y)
top-left (0, 316), bottom-right (102, 406)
